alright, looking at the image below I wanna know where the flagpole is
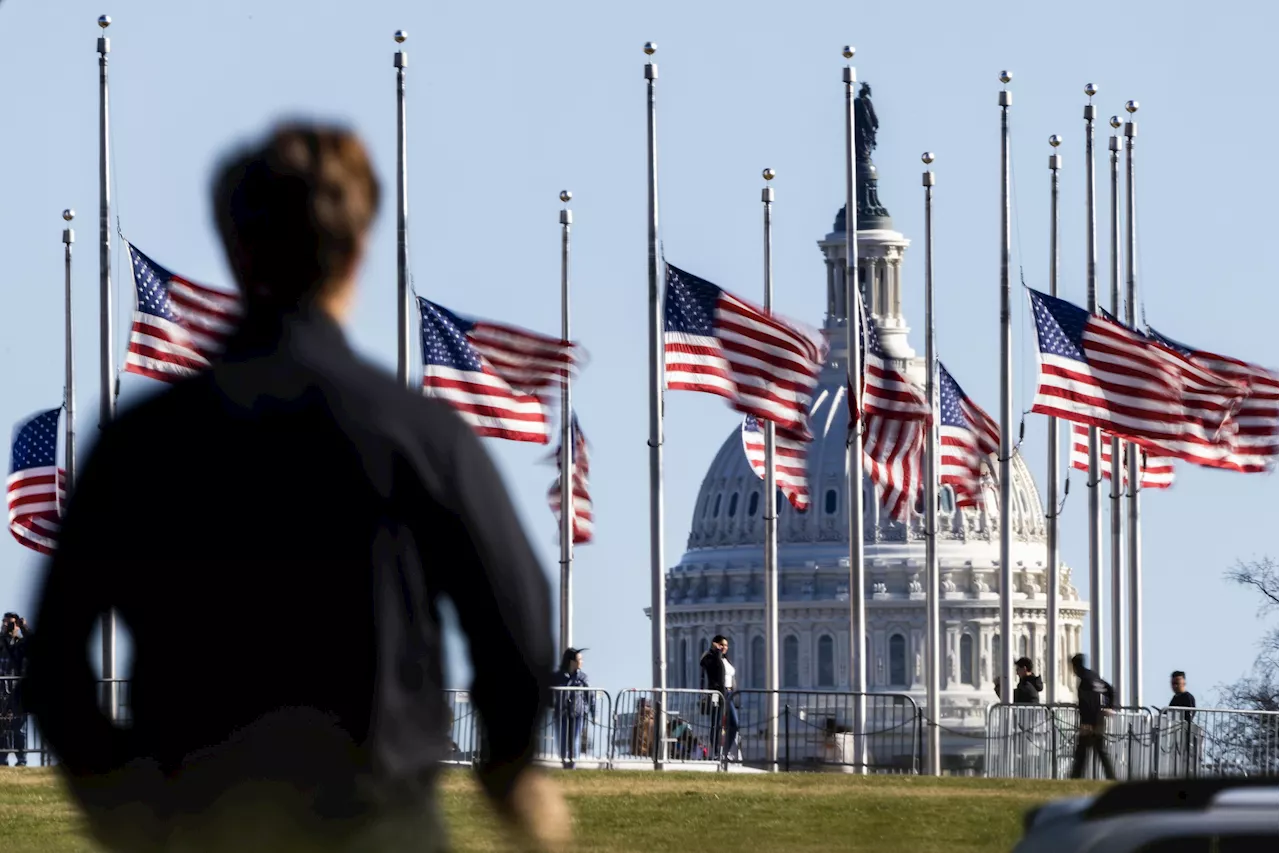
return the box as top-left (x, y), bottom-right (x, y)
top-left (62, 210), bottom-right (77, 501)
top-left (1123, 100), bottom-right (1143, 706)
top-left (761, 168), bottom-right (780, 773)
top-left (97, 14), bottom-right (118, 723)
top-left (1045, 136), bottom-right (1062, 707)
top-left (643, 41), bottom-right (668, 771)
top-left (843, 46), bottom-right (868, 774)
top-left (559, 190), bottom-right (574, 653)
top-left (1107, 114), bottom-right (1126, 704)
top-left (920, 152), bottom-right (941, 776)
top-left (997, 71), bottom-right (1014, 705)
top-left (1083, 86), bottom-right (1104, 679)
top-left (394, 30), bottom-right (411, 389)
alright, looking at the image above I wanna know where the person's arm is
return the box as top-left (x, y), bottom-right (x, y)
top-left (427, 417), bottom-right (555, 801)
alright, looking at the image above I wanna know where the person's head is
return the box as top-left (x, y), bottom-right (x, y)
top-left (1171, 671), bottom-right (1187, 694)
top-left (1015, 657), bottom-right (1034, 677)
top-left (559, 647), bottom-right (584, 674)
top-left (2, 613), bottom-right (18, 636)
top-left (1071, 653), bottom-right (1086, 677)
top-left (212, 122), bottom-right (381, 321)
top-left (711, 635), bottom-right (729, 656)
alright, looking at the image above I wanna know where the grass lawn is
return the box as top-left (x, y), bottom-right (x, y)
top-left (1, 767), bottom-right (1107, 852)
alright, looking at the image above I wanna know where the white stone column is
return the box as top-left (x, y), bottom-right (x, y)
top-left (892, 256), bottom-right (903, 320)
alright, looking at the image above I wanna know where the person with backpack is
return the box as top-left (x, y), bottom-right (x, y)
top-left (1070, 653), bottom-right (1117, 780)
top-left (551, 648), bottom-right (594, 769)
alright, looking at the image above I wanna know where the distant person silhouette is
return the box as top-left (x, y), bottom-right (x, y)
top-left (23, 122), bottom-right (567, 853)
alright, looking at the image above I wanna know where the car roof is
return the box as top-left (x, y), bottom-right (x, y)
top-left (1082, 777), bottom-right (1280, 820)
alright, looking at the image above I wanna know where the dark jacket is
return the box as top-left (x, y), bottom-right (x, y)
top-left (22, 307), bottom-right (554, 846)
top-left (1014, 674), bottom-right (1044, 704)
top-left (1075, 667), bottom-right (1115, 726)
top-left (552, 669), bottom-right (595, 719)
top-left (1169, 690), bottom-right (1196, 722)
top-left (0, 632), bottom-right (28, 713)
top-left (699, 648), bottom-right (727, 695)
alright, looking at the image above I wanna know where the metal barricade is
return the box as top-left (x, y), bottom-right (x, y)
top-left (442, 688), bottom-right (481, 766)
top-left (1154, 706), bottom-right (1279, 779)
top-left (611, 688), bottom-right (722, 766)
top-left (984, 703), bottom-right (1155, 780)
top-left (731, 690), bottom-right (921, 773)
top-left (537, 687), bottom-right (612, 769)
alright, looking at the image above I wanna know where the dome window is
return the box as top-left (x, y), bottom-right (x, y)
top-left (713, 495), bottom-right (722, 518)
top-left (747, 491), bottom-right (760, 517)
top-left (960, 633), bottom-right (974, 685)
top-left (824, 489), bottom-right (838, 515)
top-left (728, 493), bottom-right (739, 518)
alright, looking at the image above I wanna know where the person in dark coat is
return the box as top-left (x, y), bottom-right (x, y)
top-left (699, 635), bottom-right (740, 761)
top-left (1069, 653), bottom-right (1117, 780)
top-left (1, 613), bottom-right (30, 766)
top-left (1169, 670), bottom-right (1197, 722)
top-left (1013, 657), bottom-right (1044, 704)
top-left (21, 123), bottom-right (566, 853)
top-left (551, 648), bottom-right (594, 769)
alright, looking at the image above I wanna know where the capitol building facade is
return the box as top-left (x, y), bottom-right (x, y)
top-left (660, 133), bottom-right (1088, 770)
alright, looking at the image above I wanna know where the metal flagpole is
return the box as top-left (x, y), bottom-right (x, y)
top-left (843, 46), bottom-right (868, 774)
top-left (1045, 135), bottom-right (1062, 707)
top-left (559, 190), bottom-right (574, 653)
top-left (761, 168), bottom-right (780, 773)
top-left (921, 152), bottom-right (941, 776)
top-left (1123, 100), bottom-right (1143, 706)
top-left (997, 71), bottom-right (1014, 704)
top-left (1108, 114), bottom-right (1126, 704)
top-left (97, 14), bottom-right (117, 723)
top-left (644, 41), bottom-right (667, 771)
top-left (1083, 85), bottom-right (1104, 677)
top-left (63, 210), bottom-right (77, 501)
top-left (394, 31), bottom-right (412, 389)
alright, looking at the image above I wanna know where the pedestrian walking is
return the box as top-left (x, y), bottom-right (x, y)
top-left (1069, 653), bottom-right (1117, 780)
top-left (23, 122), bottom-right (567, 853)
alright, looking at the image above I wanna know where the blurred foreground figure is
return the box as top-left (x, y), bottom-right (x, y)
top-left (23, 123), bottom-right (567, 852)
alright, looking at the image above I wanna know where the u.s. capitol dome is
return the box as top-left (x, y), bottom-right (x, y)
top-left (659, 138), bottom-right (1087, 772)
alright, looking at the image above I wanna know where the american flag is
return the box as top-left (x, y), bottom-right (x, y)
top-left (547, 413), bottom-right (593, 544)
top-left (740, 415), bottom-right (811, 511)
top-left (124, 242), bottom-right (243, 383)
top-left (1146, 327), bottom-right (1278, 473)
top-left (419, 297), bottom-right (576, 444)
top-left (7, 408), bottom-right (65, 556)
top-left (1028, 288), bottom-right (1247, 468)
top-left (851, 289), bottom-right (931, 521)
top-left (938, 363), bottom-right (1000, 509)
top-left (664, 264), bottom-right (824, 435)
top-left (1069, 423), bottom-right (1175, 490)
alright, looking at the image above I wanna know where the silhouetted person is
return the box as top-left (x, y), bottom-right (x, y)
top-left (1070, 653), bottom-right (1116, 780)
top-left (1169, 670), bottom-right (1196, 722)
top-left (1, 612), bottom-right (30, 766)
top-left (23, 123), bottom-right (566, 853)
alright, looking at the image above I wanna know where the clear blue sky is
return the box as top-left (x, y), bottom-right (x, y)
top-left (1, 0), bottom-right (1275, 707)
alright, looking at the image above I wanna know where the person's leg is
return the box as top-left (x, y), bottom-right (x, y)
top-left (1070, 728), bottom-right (1089, 779)
top-left (723, 696), bottom-right (740, 759)
top-left (709, 703), bottom-right (725, 760)
top-left (1094, 731), bottom-right (1117, 781)
top-left (13, 717), bottom-right (26, 766)
top-left (570, 717), bottom-right (584, 767)
top-left (555, 715), bottom-right (569, 767)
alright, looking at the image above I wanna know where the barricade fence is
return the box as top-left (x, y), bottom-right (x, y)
top-left (731, 690), bottom-right (921, 773)
top-left (6, 677), bottom-right (1275, 779)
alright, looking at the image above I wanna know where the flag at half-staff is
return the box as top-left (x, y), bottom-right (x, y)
top-left (1146, 327), bottom-right (1279, 473)
top-left (741, 415), bottom-right (811, 511)
top-left (851, 289), bottom-right (931, 521)
top-left (418, 297), bottom-right (578, 444)
top-left (663, 263), bottom-right (824, 435)
top-left (547, 413), bottom-right (593, 544)
top-left (7, 408), bottom-right (65, 555)
top-left (1028, 287), bottom-right (1247, 466)
top-left (938, 363), bottom-right (999, 509)
top-left (1070, 423), bottom-right (1174, 489)
top-left (123, 241), bottom-right (243, 383)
